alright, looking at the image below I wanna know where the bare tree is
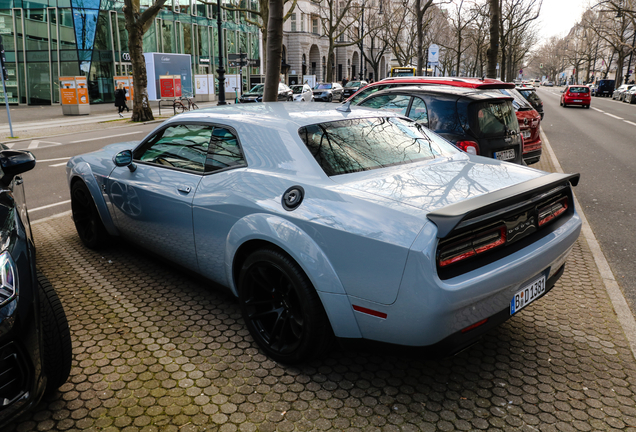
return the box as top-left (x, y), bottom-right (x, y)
top-left (264, 0), bottom-right (284, 101)
top-left (123, 0), bottom-right (168, 122)
top-left (486, 0), bottom-right (499, 78)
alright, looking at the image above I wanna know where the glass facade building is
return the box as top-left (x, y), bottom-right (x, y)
top-left (0, 0), bottom-right (260, 105)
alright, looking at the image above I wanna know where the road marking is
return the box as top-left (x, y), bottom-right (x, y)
top-left (605, 113), bottom-right (624, 120)
top-left (69, 131), bottom-right (144, 143)
top-left (49, 162), bottom-right (68, 167)
top-left (38, 157), bottom-right (71, 163)
top-left (27, 140), bottom-right (61, 149)
top-left (624, 120), bottom-right (636, 126)
top-left (29, 200), bottom-right (71, 212)
top-left (592, 107), bottom-right (604, 112)
top-left (3, 143), bottom-right (15, 148)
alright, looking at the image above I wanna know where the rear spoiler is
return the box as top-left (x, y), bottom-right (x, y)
top-left (427, 173), bottom-right (580, 238)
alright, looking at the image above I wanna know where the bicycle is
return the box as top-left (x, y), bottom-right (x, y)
top-left (172, 92), bottom-right (199, 114)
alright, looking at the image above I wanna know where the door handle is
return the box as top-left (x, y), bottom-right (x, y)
top-left (178, 185), bottom-right (192, 194)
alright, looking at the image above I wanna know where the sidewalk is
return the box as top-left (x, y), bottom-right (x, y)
top-left (7, 129), bottom-right (636, 431)
top-left (0, 99), bottom-right (223, 140)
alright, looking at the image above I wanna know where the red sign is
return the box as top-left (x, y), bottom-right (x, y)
top-left (159, 75), bottom-right (182, 98)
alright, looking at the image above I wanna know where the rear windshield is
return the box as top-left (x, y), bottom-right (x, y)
top-left (298, 117), bottom-right (457, 176)
top-left (469, 101), bottom-right (518, 138)
top-left (568, 87), bottom-right (589, 93)
top-left (518, 89), bottom-right (541, 104)
top-left (497, 88), bottom-right (533, 110)
top-left (315, 83), bottom-right (332, 89)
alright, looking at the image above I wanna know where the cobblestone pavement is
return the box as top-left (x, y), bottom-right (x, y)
top-left (8, 156), bottom-right (636, 432)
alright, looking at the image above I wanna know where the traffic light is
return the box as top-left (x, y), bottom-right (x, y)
top-left (0, 35), bottom-right (8, 81)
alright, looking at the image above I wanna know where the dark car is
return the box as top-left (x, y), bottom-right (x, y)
top-left (342, 80), bottom-right (368, 99)
top-left (516, 86), bottom-right (544, 119)
top-left (357, 85), bottom-right (523, 164)
top-left (239, 83), bottom-right (293, 103)
top-left (348, 77), bottom-right (540, 165)
top-left (595, 79), bottom-right (615, 97)
top-left (313, 82), bottom-right (344, 102)
top-left (612, 84), bottom-right (634, 101)
top-left (0, 149), bottom-right (72, 428)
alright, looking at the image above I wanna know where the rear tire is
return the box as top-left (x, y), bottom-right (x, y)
top-left (238, 248), bottom-right (333, 364)
top-left (71, 180), bottom-right (110, 249)
top-left (38, 271), bottom-right (72, 394)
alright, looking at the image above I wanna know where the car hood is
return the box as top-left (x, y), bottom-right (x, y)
top-left (331, 153), bottom-right (545, 215)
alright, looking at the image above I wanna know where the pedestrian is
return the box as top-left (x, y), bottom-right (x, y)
top-left (342, 76), bottom-right (349, 87)
top-left (114, 83), bottom-right (128, 117)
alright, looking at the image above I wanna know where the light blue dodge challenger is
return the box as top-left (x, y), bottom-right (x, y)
top-left (67, 103), bottom-right (581, 363)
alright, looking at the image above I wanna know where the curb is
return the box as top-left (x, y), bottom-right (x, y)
top-left (541, 127), bottom-right (636, 360)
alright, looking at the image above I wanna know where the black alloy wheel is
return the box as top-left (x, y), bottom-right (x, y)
top-left (71, 180), bottom-right (110, 249)
top-left (238, 248), bottom-right (332, 364)
top-left (328, 94), bottom-right (333, 103)
top-left (38, 271), bottom-right (72, 393)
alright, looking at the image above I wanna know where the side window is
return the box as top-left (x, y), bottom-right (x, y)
top-left (358, 94), bottom-right (411, 116)
top-left (408, 97), bottom-right (428, 126)
top-left (205, 127), bottom-right (246, 172)
top-left (350, 85), bottom-right (387, 105)
top-left (136, 124), bottom-right (212, 173)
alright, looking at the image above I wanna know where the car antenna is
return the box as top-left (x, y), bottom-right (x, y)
top-left (336, 101), bottom-right (351, 112)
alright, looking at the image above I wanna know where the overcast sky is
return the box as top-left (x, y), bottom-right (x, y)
top-left (537, 0), bottom-right (590, 42)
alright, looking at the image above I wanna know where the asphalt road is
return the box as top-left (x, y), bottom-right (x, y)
top-left (14, 123), bottom-right (159, 220)
top-left (538, 86), bottom-right (636, 315)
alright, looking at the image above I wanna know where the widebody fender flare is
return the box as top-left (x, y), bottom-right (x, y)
top-left (226, 213), bottom-right (362, 339)
top-left (68, 161), bottom-right (119, 236)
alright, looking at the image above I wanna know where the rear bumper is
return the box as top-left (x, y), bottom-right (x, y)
top-left (563, 98), bottom-right (590, 105)
top-left (523, 149), bottom-right (542, 165)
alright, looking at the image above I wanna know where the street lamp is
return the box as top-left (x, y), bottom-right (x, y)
top-left (216, 0), bottom-right (226, 105)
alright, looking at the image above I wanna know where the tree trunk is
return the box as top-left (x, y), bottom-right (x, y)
top-left (128, 22), bottom-right (154, 122)
top-left (455, 33), bottom-right (461, 76)
top-left (486, 0), bottom-right (499, 78)
top-left (327, 39), bottom-right (335, 82)
top-left (264, 0), bottom-right (283, 101)
top-left (416, 0), bottom-right (424, 76)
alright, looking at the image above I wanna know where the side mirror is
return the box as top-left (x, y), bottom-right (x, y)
top-left (0, 150), bottom-right (36, 185)
top-left (113, 150), bottom-right (136, 172)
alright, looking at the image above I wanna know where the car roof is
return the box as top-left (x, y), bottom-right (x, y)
top-left (163, 102), bottom-right (401, 129)
top-left (378, 76), bottom-right (515, 89)
top-left (367, 84), bottom-right (514, 101)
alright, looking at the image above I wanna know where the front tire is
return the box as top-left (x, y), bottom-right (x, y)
top-left (328, 94), bottom-right (333, 103)
top-left (38, 271), bottom-right (72, 393)
top-left (71, 180), bottom-right (110, 249)
top-left (238, 248), bottom-right (332, 364)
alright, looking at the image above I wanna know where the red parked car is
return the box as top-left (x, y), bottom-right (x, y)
top-left (348, 77), bottom-right (541, 165)
top-left (560, 85), bottom-right (591, 108)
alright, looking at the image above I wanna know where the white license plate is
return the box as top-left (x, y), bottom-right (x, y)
top-left (573, 99), bottom-right (582, 102)
top-left (522, 130), bottom-right (531, 139)
top-left (494, 149), bottom-right (515, 160)
top-left (510, 275), bottom-right (546, 315)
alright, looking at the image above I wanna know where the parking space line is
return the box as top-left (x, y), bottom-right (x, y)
top-left (592, 107), bottom-right (604, 112)
top-left (38, 157), bottom-right (71, 163)
top-left (605, 113), bottom-right (624, 119)
top-left (69, 131), bottom-right (144, 143)
top-left (625, 120), bottom-right (636, 126)
top-left (29, 200), bottom-right (71, 212)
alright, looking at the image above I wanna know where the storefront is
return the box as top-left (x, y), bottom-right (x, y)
top-left (0, 0), bottom-right (260, 105)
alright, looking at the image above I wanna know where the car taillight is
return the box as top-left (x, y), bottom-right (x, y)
top-left (438, 225), bottom-right (506, 267)
top-left (538, 197), bottom-right (568, 227)
top-left (456, 141), bottom-right (480, 155)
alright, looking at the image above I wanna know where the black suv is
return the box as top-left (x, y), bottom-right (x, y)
top-left (516, 86), bottom-right (544, 119)
top-left (0, 149), bottom-right (72, 427)
top-left (342, 80), bottom-right (368, 99)
top-left (357, 85), bottom-right (523, 164)
top-left (595, 79), bottom-right (615, 97)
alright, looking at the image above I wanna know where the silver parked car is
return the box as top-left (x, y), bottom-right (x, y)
top-left (290, 84), bottom-right (314, 102)
top-left (67, 104), bottom-right (581, 364)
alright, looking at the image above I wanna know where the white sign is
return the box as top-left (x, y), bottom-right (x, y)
top-left (224, 74), bottom-right (240, 93)
top-left (194, 75), bottom-right (209, 95)
top-left (428, 44), bottom-right (439, 64)
top-left (303, 75), bottom-right (316, 88)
